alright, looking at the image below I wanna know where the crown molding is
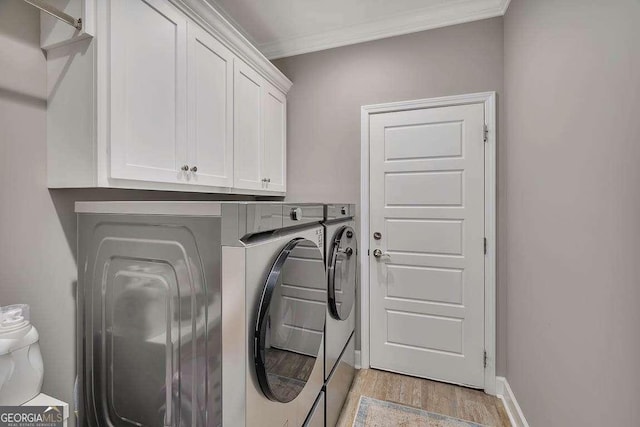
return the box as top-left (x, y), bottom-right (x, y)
top-left (260, 0), bottom-right (510, 59)
top-left (203, 0), bottom-right (259, 46)
top-left (500, 0), bottom-right (512, 14)
top-left (171, 0), bottom-right (292, 92)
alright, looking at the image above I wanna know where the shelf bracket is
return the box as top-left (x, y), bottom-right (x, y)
top-left (22, 0), bottom-right (82, 30)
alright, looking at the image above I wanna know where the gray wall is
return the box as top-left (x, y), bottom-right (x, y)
top-left (0, 2), bottom-right (257, 421)
top-left (504, 0), bottom-right (640, 425)
top-left (274, 17), bottom-right (507, 375)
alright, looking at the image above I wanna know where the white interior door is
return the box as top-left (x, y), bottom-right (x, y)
top-left (187, 24), bottom-right (234, 187)
top-left (369, 103), bottom-right (486, 387)
top-left (110, 0), bottom-right (187, 183)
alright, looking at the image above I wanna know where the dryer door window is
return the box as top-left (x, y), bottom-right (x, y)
top-left (255, 237), bottom-right (326, 403)
top-left (328, 226), bottom-right (357, 321)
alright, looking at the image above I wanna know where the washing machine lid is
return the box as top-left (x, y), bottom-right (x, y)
top-left (255, 237), bottom-right (326, 403)
top-left (328, 226), bottom-right (357, 321)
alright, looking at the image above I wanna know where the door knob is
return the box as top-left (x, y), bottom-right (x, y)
top-left (372, 249), bottom-right (390, 260)
top-left (181, 165), bottom-right (189, 171)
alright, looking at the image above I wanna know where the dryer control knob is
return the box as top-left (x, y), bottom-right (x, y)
top-left (290, 207), bottom-right (303, 221)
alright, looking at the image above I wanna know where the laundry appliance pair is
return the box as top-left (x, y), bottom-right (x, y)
top-left (76, 202), bottom-right (357, 427)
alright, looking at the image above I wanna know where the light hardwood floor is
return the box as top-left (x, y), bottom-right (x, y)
top-left (337, 369), bottom-right (511, 427)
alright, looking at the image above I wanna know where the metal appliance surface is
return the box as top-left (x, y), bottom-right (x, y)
top-left (323, 204), bottom-right (357, 427)
top-left (241, 223), bottom-right (326, 427)
top-left (326, 333), bottom-right (355, 427)
top-left (323, 206), bottom-right (357, 380)
top-left (77, 210), bottom-right (223, 427)
top-left (303, 391), bottom-right (325, 427)
top-left (76, 202), bottom-right (328, 427)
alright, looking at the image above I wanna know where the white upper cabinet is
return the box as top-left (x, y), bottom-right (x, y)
top-left (110, 0), bottom-right (188, 184)
top-left (234, 61), bottom-right (264, 191)
top-left (187, 24), bottom-right (234, 188)
top-left (262, 82), bottom-right (287, 193)
top-left (233, 61), bottom-right (287, 193)
top-left (44, 0), bottom-right (292, 195)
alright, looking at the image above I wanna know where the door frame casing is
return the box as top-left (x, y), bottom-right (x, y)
top-left (359, 92), bottom-right (497, 395)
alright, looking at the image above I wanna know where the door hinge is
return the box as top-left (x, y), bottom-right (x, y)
top-left (483, 124), bottom-right (488, 142)
top-left (367, 249), bottom-right (370, 256)
top-left (484, 350), bottom-right (488, 368)
top-left (484, 237), bottom-right (487, 255)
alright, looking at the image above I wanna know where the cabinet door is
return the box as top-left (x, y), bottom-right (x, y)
top-left (110, 0), bottom-right (188, 183)
top-left (262, 83), bottom-right (286, 193)
top-left (187, 24), bottom-right (234, 188)
top-left (233, 60), bottom-right (264, 191)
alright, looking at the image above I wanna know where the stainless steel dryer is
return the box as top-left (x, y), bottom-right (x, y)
top-left (76, 202), bottom-right (327, 427)
top-left (323, 204), bottom-right (357, 427)
top-left (235, 204), bottom-right (326, 427)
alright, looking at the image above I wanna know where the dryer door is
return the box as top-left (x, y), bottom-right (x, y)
top-left (328, 226), bottom-right (358, 321)
top-left (255, 237), bottom-right (326, 403)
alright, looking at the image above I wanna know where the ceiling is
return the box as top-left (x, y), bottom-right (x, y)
top-left (206, 0), bottom-right (511, 59)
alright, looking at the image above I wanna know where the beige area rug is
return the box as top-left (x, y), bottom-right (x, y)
top-left (353, 396), bottom-right (489, 427)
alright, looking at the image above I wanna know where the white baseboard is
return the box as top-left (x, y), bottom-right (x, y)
top-left (496, 377), bottom-right (529, 427)
top-left (354, 350), bottom-right (362, 369)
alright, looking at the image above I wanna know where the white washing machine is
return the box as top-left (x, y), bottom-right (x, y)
top-left (224, 203), bottom-right (327, 427)
top-left (76, 202), bottom-right (327, 427)
top-left (323, 204), bottom-right (357, 427)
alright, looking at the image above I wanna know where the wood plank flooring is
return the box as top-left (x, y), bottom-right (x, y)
top-left (337, 369), bottom-right (511, 427)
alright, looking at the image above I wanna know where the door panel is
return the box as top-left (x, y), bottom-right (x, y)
top-left (369, 103), bottom-right (485, 387)
top-left (385, 121), bottom-right (463, 160)
top-left (110, 0), bottom-right (187, 183)
top-left (233, 61), bottom-right (263, 190)
top-left (262, 83), bottom-right (286, 192)
top-left (187, 25), bottom-right (233, 187)
top-left (385, 171), bottom-right (463, 206)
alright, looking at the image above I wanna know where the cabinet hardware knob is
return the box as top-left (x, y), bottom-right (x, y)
top-left (190, 166), bottom-right (198, 172)
top-left (181, 165), bottom-right (189, 171)
top-left (261, 178), bottom-right (267, 182)
top-left (267, 178), bottom-right (271, 183)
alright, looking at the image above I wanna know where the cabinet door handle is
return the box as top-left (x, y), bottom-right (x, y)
top-left (181, 165), bottom-right (189, 171)
top-left (190, 166), bottom-right (198, 172)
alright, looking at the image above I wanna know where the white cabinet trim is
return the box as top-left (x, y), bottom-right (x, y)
top-left (169, 0), bottom-right (292, 94)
